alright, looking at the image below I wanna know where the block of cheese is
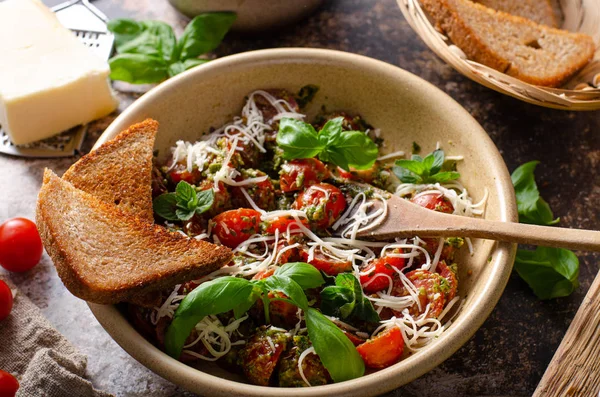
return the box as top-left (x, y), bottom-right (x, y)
top-left (0, 0), bottom-right (118, 145)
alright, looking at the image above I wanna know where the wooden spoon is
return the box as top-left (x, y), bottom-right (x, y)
top-left (356, 193), bottom-right (600, 251)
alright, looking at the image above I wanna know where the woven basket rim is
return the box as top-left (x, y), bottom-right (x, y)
top-left (397, 0), bottom-right (600, 110)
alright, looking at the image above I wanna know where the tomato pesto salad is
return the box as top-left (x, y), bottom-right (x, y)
top-left (130, 87), bottom-right (487, 387)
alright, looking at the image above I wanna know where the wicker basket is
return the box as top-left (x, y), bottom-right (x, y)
top-left (397, 0), bottom-right (600, 110)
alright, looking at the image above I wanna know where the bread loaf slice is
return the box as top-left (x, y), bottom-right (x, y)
top-left (473, 0), bottom-right (558, 27)
top-left (63, 119), bottom-right (158, 223)
top-left (421, 0), bottom-right (595, 87)
top-left (36, 169), bottom-right (232, 304)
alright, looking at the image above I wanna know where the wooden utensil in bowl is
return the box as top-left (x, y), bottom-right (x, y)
top-left (357, 192), bottom-right (600, 251)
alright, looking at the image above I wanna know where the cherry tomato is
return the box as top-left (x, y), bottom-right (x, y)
top-left (342, 330), bottom-right (367, 346)
top-left (211, 209), bottom-right (262, 248)
top-left (298, 245), bottom-right (352, 275)
top-left (356, 327), bottom-right (404, 369)
top-left (252, 268), bottom-right (300, 327)
top-left (337, 162), bottom-right (381, 184)
top-left (199, 180), bottom-right (232, 217)
top-left (255, 89), bottom-right (299, 131)
top-left (360, 253), bottom-right (406, 293)
top-left (411, 192), bottom-right (454, 214)
top-left (167, 162), bottom-right (203, 186)
top-left (437, 261), bottom-right (458, 301)
top-left (0, 280), bottom-right (13, 321)
top-left (280, 159), bottom-right (329, 193)
top-left (261, 216), bottom-right (308, 235)
top-left (231, 170), bottom-right (275, 211)
top-left (391, 269), bottom-right (447, 319)
top-left (0, 370), bottom-right (19, 397)
top-left (0, 218), bottom-right (43, 273)
top-left (239, 326), bottom-right (290, 386)
top-left (292, 183), bottom-right (346, 229)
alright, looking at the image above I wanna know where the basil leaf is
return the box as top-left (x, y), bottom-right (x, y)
top-left (115, 30), bottom-right (161, 57)
top-left (152, 193), bottom-right (179, 220)
top-left (323, 130), bottom-right (378, 171)
top-left (168, 62), bottom-right (185, 77)
top-left (175, 208), bottom-right (195, 221)
top-left (514, 247), bottom-right (579, 300)
top-left (233, 287), bottom-right (261, 319)
top-left (429, 150), bottom-right (445, 175)
top-left (391, 165), bottom-right (421, 184)
top-left (393, 149), bottom-right (460, 184)
top-left (177, 12), bottom-right (237, 60)
top-left (263, 275), bottom-right (309, 311)
top-left (432, 171), bottom-right (461, 182)
top-left (194, 189), bottom-right (215, 215)
top-left (295, 84), bottom-right (319, 108)
top-left (142, 21), bottom-right (177, 62)
top-left (305, 308), bottom-right (365, 382)
top-left (318, 117), bottom-right (344, 146)
top-left (107, 19), bottom-right (145, 49)
top-left (276, 118), bottom-right (324, 160)
top-left (109, 53), bottom-right (168, 84)
top-left (321, 273), bottom-right (379, 322)
top-left (175, 181), bottom-right (198, 210)
top-left (165, 277), bottom-right (254, 358)
top-left (321, 285), bottom-right (355, 318)
top-left (394, 159), bottom-right (426, 177)
top-left (274, 262), bottom-right (325, 289)
top-left (182, 58), bottom-right (210, 71)
top-left (511, 161), bottom-right (559, 226)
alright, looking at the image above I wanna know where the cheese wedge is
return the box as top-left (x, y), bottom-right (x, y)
top-left (0, 0), bottom-right (118, 145)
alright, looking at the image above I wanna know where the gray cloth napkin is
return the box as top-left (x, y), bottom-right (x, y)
top-left (0, 278), bottom-right (112, 397)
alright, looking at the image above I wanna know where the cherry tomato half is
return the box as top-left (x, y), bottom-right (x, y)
top-left (298, 245), bottom-right (352, 276)
top-left (0, 280), bottom-right (13, 321)
top-left (411, 192), bottom-right (454, 214)
top-left (0, 370), bottom-right (19, 397)
top-left (360, 254), bottom-right (406, 293)
top-left (167, 162), bottom-right (203, 186)
top-left (292, 183), bottom-right (346, 229)
top-left (391, 269), bottom-right (447, 319)
top-left (356, 327), bottom-right (404, 369)
top-left (280, 159), bottom-right (329, 193)
top-left (0, 218), bottom-right (43, 273)
top-left (261, 216), bottom-right (308, 236)
top-left (211, 209), bottom-right (262, 248)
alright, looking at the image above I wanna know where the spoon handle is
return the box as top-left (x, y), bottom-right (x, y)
top-left (437, 216), bottom-right (600, 251)
top-left (532, 271), bottom-right (600, 396)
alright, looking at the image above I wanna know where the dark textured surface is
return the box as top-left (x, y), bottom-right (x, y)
top-left (2, 0), bottom-right (598, 396)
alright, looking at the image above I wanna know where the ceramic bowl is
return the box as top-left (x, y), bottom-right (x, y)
top-left (168, 0), bottom-right (323, 31)
top-left (88, 48), bottom-right (517, 396)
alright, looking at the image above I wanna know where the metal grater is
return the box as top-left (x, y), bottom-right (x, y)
top-left (0, 0), bottom-right (114, 158)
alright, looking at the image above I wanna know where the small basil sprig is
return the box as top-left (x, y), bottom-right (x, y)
top-left (276, 117), bottom-right (378, 171)
top-left (107, 13), bottom-right (236, 84)
top-left (393, 149), bottom-right (459, 184)
top-left (164, 262), bottom-right (365, 382)
top-left (514, 247), bottom-right (579, 300)
top-left (511, 161), bottom-right (559, 225)
top-left (153, 181), bottom-right (214, 221)
top-left (511, 161), bottom-right (579, 300)
top-left (320, 273), bottom-right (379, 323)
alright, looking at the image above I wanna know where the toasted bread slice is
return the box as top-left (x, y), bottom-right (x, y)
top-left (63, 119), bottom-right (158, 223)
top-left (421, 0), bottom-right (595, 87)
top-left (473, 0), bottom-right (558, 27)
top-left (36, 169), bottom-right (232, 304)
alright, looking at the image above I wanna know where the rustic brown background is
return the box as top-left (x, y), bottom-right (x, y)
top-left (0, 0), bottom-right (598, 395)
